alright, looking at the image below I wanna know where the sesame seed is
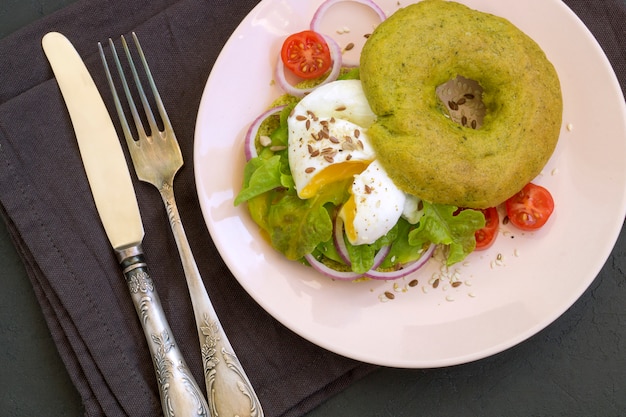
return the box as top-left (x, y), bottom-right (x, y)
top-left (259, 135), bottom-right (272, 147)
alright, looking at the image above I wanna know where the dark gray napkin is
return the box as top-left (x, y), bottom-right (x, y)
top-left (0, 1), bottom-right (624, 417)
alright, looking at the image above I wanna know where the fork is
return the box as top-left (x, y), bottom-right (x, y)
top-left (98, 33), bottom-right (263, 417)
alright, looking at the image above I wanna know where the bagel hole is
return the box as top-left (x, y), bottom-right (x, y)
top-left (436, 75), bottom-right (485, 129)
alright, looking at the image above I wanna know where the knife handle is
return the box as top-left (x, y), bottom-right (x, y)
top-left (116, 245), bottom-right (210, 417)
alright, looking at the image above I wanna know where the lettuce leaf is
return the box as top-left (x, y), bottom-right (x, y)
top-left (234, 155), bottom-right (283, 206)
top-left (344, 223), bottom-right (398, 273)
top-left (408, 202), bottom-right (485, 265)
top-left (267, 195), bottom-right (332, 260)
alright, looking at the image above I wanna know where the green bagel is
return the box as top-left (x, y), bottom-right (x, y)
top-left (359, 0), bottom-right (562, 208)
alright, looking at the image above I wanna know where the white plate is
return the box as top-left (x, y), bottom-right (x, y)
top-left (194, 0), bottom-right (626, 368)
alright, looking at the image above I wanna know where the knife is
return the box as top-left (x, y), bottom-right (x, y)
top-left (42, 32), bottom-right (209, 417)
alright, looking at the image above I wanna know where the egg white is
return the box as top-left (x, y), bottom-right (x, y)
top-left (340, 160), bottom-right (406, 246)
top-left (288, 80), bottom-right (377, 199)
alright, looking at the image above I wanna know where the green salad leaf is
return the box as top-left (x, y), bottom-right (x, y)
top-left (407, 202), bottom-right (485, 265)
top-left (234, 155), bottom-right (285, 206)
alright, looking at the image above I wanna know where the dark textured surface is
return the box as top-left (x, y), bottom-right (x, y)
top-left (1, 1), bottom-right (625, 417)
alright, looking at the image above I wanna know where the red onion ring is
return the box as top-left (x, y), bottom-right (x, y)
top-left (244, 105), bottom-right (287, 161)
top-left (274, 34), bottom-right (343, 98)
top-left (304, 253), bottom-right (363, 281)
top-left (364, 243), bottom-right (436, 280)
top-left (310, 0), bottom-right (387, 33)
top-left (333, 214), bottom-right (352, 264)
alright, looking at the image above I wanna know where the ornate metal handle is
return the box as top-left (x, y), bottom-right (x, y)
top-left (116, 245), bottom-right (210, 417)
top-left (159, 185), bottom-right (263, 417)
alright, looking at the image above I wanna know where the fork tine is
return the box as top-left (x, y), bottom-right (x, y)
top-left (128, 32), bottom-right (174, 134)
top-left (98, 40), bottom-right (138, 147)
top-left (119, 35), bottom-right (161, 138)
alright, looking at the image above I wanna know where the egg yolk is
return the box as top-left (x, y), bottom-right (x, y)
top-left (299, 160), bottom-right (371, 199)
top-left (339, 192), bottom-right (359, 243)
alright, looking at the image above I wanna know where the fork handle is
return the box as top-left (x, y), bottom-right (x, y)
top-left (116, 245), bottom-right (210, 417)
top-left (159, 185), bottom-right (264, 417)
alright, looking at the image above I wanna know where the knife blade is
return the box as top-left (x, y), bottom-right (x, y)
top-left (42, 31), bottom-right (209, 417)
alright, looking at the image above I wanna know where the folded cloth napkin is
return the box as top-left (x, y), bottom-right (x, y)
top-left (0, 0), bottom-right (624, 417)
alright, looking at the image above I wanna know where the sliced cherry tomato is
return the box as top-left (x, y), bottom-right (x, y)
top-left (474, 207), bottom-right (500, 250)
top-left (505, 183), bottom-right (554, 231)
top-left (280, 30), bottom-right (331, 79)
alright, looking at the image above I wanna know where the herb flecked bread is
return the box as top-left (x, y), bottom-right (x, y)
top-left (360, 0), bottom-right (562, 208)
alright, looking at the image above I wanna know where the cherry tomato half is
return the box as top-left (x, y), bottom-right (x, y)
top-left (475, 207), bottom-right (500, 250)
top-left (505, 183), bottom-right (555, 231)
top-left (280, 30), bottom-right (332, 79)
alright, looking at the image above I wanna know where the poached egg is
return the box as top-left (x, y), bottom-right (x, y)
top-left (287, 79), bottom-right (408, 245)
